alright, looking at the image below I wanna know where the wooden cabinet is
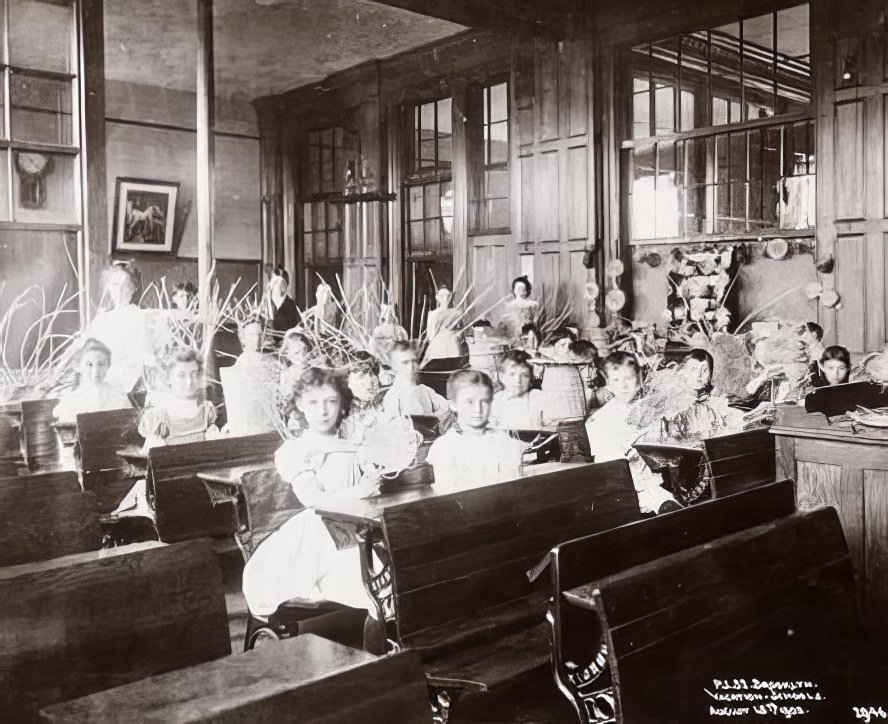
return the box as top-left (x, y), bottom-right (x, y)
top-left (774, 421), bottom-right (888, 632)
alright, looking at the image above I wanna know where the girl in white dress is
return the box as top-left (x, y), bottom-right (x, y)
top-left (242, 368), bottom-right (379, 619)
top-left (53, 339), bottom-right (132, 423)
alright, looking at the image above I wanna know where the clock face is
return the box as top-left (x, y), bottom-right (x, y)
top-left (15, 152), bottom-right (51, 177)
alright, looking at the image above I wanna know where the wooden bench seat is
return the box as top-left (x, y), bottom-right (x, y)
top-left (533, 479), bottom-right (797, 721)
top-left (0, 478), bottom-right (101, 566)
top-left (147, 432), bottom-right (280, 542)
top-left (0, 469), bottom-right (81, 497)
top-left (379, 461), bottom-right (641, 712)
top-left (75, 408), bottom-right (143, 513)
top-left (40, 637), bottom-right (432, 723)
top-left (703, 426), bottom-right (776, 497)
top-left (0, 540), bottom-right (230, 721)
top-left (556, 504), bottom-right (858, 722)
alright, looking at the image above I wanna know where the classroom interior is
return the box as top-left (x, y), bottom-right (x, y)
top-left (2, 0), bottom-right (888, 722)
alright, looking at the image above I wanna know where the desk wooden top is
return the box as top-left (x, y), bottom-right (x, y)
top-left (39, 635), bottom-right (376, 723)
top-left (196, 461), bottom-right (276, 486)
top-left (117, 445), bottom-right (149, 464)
top-left (315, 461), bottom-right (585, 528)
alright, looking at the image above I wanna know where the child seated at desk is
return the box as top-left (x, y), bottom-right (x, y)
top-left (584, 351), bottom-right (680, 515)
top-left (242, 367), bottom-right (379, 619)
top-left (53, 338), bottom-right (131, 424)
top-left (139, 347), bottom-right (217, 449)
top-left (490, 350), bottom-right (545, 430)
top-left (427, 369), bottom-right (526, 490)
top-left (808, 345), bottom-right (851, 389)
top-left (381, 341), bottom-right (450, 424)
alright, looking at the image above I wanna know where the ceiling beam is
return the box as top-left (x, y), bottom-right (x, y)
top-left (367, 0), bottom-right (582, 28)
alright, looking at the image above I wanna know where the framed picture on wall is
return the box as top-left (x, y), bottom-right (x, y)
top-left (112, 178), bottom-right (179, 253)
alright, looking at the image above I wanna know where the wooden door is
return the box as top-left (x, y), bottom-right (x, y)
top-left (513, 35), bottom-right (595, 330)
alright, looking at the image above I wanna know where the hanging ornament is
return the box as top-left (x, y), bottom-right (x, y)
top-left (605, 289), bottom-right (626, 312)
top-left (803, 282), bottom-right (823, 300)
top-left (820, 290), bottom-right (841, 308)
top-left (607, 259), bottom-right (624, 279)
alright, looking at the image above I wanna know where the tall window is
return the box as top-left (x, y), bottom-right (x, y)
top-left (0, 0), bottom-right (80, 224)
top-left (470, 81), bottom-right (510, 233)
top-left (413, 97), bottom-right (452, 173)
top-left (302, 126), bottom-right (358, 299)
top-left (626, 4), bottom-right (813, 240)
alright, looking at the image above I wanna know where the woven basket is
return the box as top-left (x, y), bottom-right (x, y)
top-left (467, 337), bottom-right (508, 378)
top-left (539, 363), bottom-right (587, 422)
top-left (220, 365), bottom-right (277, 436)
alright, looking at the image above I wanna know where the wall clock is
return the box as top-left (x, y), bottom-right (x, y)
top-left (14, 151), bottom-right (54, 210)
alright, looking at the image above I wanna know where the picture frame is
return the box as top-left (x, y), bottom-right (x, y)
top-left (112, 178), bottom-right (180, 254)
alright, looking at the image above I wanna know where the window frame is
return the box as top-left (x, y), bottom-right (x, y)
top-left (468, 77), bottom-right (511, 236)
top-left (623, 3), bottom-right (814, 244)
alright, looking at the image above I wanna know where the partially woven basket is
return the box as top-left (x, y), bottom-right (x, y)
top-left (537, 362), bottom-right (587, 422)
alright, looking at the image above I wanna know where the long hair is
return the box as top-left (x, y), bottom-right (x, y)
top-left (286, 367), bottom-right (353, 431)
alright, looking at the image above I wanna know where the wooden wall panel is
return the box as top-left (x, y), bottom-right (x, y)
top-left (834, 100), bottom-right (865, 220)
top-left (471, 244), bottom-right (509, 310)
top-left (865, 232), bottom-right (887, 347)
top-left (864, 469), bottom-right (888, 625)
top-left (835, 234), bottom-right (867, 353)
top-left (538, 42), bottom-right (560, 143)
top-left (519, 154), bottom-right (535, 240)
top-left (567, 41), bottom-right (588, 138)
top-left (566, 145), bottom-right (588, 240)
top-left (797, 461), bottom-right (865, 585)
top-left (537, 151), bottom-right (560, 241)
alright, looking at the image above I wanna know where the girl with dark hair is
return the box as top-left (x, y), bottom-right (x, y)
top-left (810, 345), bottom-right (851, 388)
top-left (501, 275), bottom-right (541, 342)
top-left (243, 366), bottom-right (378, 621)
top-left (682, 348), bottom-right (715, 396)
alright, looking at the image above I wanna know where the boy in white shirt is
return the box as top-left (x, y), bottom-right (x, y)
top-left (381, 340), bottom-right (450, 424)
top-left (427, 369), bottom-right (526, 490)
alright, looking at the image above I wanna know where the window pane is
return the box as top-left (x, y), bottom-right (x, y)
top-left (743, 13), bottom-right (776, 119)
top-left (633, 87), bottom-right (651, 139)
top-left (420, 102), bottom-right (436, 134)
top-left (424, 182), bottom-right (441, 218)
top-left (9, 0), bottom-right (73, 74)
top-left (655, 82), bottom-right (676, 135)
top-left (328, 229), bottom-right (341, 260)
top-left (710, 23), bottom-right (742, 125)
top-left (424, 219), bottom-right (441, 246)
top-left (489, 82), bottom-right (508, 123)
top-left (303, 202), bottom-right (313, 233)
top-left (656, 141), bottom-right (680, 237)
top-left (0, 150), bottom-right (9, 221)
top-left (486, 167), bottom-right (510, 199)
top-left (488, 197), bottom-right (510, 229)
top-left (10, 73), bottom-right (73, 145)
top-left (409, 185), bottom-right (424, 220)
top-left (631, 145), bottom-right (657, 239)
top-left (729, 132), bottom-right (748, 230)
top-left (441, 181), bottom-right (454, 241)
top-left (747, 128), bottom-right (765, 229)
top-left (409, 221), bottom-right (424, 252)
top-left (12, 151), bottom-right (76, 223)
top-left (489, 121), bottom-right (509, 164)
top-left (679, 34), bottom-right (708, 129)
top-left (437, 99), bottom-right (452, 166)
top-left (313, 234), bottom-right (327, 261)
top-left (761, 126), bottom-right (781, 228)
top-left (777, 5), bottom-right (811, 112)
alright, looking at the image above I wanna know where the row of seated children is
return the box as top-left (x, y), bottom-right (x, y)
top-left (242, 365), bottom-right (528, 619)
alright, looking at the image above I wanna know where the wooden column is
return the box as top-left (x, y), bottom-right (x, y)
top-left (451, 80), bottom-right (469, 298)
top-left (79, 0), bottom-right (107, 319)
top-left (196, 0), bottom-right (215, 309)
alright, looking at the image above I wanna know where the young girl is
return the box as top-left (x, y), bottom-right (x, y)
top-left (339, 351), bottom-right (385, 444)
top-left (381, 341), bottom-right (450, 424)
top-left (53, 339), bottom-right (132, 424)
top-left (584, 352), bottom-right (680, 514)
top-left (426, 369), bottom-right (527, 490)
top-left (809, 345), bottom-right (851, 388)
top-left (490, 351), bottom-right (545, 430)
top-left (138, 347), bottom-right (217, 449)
top-left (242, 368), bottom-right (378, 619)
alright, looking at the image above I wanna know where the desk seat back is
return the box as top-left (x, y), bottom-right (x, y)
top-left (39, 638), bottom-right (432, 724)
top-left (541, 478), bottom-right (796, 595)
top-left (381, 461), bottom-right (640, 650)
top-left (591, 508), bottom-right (857, 723)
top-left (148, 432), bottom-right (280, 543)
top-left (75, 409), bottom-right (143, 513)
top-left (239, 467), bottom-right (303, 554)
top-left (75, 409), bottom-right (142, 473)
top-left (0, 483), bottom-right (101, 566)
top-left (0, 540), bottom-right (230, 721)
top-left (703, 426), bottom-right (776, 497)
